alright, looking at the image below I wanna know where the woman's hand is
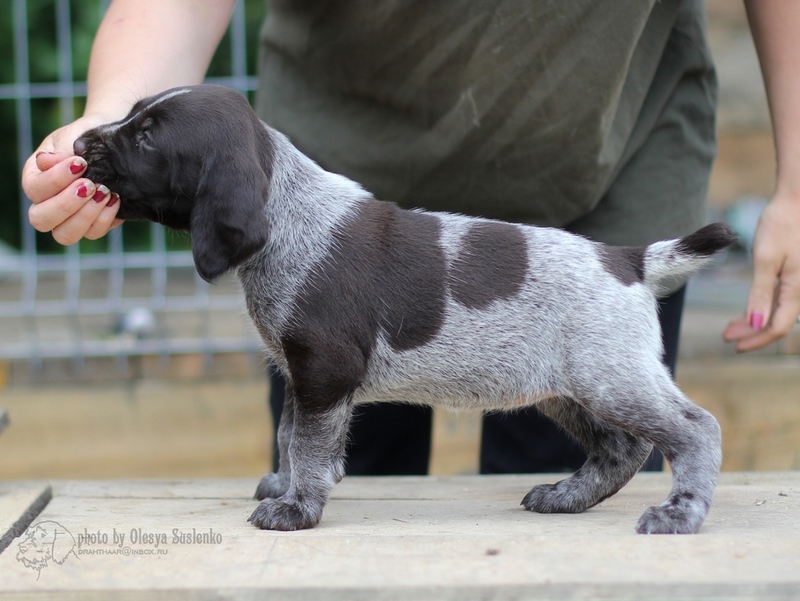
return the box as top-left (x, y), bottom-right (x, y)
top-left (21, 0), bottom-right (236, 247)
top-left (22, 116), bottom-right (122, 246)
top-left (723, 192), bottom-right (800, 351)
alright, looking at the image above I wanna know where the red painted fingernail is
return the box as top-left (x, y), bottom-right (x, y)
top-left (107, 193), bottom-right (119, 208)
top-left (93, 185), bottom-right (110, 203)
top-left (77, 183), bottom-right (91, 198)
top-left (750, 311), bottom-right (765, 330)
top-left (70, 158), bottom-right (87, 175)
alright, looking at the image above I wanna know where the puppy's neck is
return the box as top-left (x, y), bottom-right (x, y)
top-left (236, 125), bottom-right (370, 337)
top-left (262, 125), bottom-right (370, 247)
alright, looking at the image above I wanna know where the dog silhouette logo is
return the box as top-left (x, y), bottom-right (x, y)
top-left (16, 520), bottom-right (77, 579)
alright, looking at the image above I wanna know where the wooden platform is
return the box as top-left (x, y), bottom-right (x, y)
top-left (1, 473), bottom-right (799, 600)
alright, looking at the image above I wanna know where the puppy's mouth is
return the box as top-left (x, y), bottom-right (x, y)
top-left (84, 163), bottom-right (119, 189)
top-left (73, 137), bottom-right (129, 214)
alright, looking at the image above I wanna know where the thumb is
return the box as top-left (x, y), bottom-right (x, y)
top-left (35, 150), bottom-right (71, 173)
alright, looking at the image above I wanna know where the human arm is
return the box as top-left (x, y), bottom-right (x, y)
top-left (22, 0), bottom-right (236, 245)
top-left (723, 0), bottom-right (800, 351)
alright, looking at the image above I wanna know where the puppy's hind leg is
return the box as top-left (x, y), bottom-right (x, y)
top-left (632, 386), bottom-right (721, 534)
top-left (254, 377), bottom-right (295, 501)
top-left (575, 371), bottom-right (721, 534)
top-left (521, 397), bottom-right (653, 514)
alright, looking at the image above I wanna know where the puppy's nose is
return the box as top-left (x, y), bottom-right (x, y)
top-left (73, 138), bottom-right (87, 157)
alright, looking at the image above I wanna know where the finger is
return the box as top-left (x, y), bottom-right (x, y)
top-left (722, 314), bottom-right (766, 351)
top-left (722, 315), bottom-right (753, 342)
top-left (23, 155), bottom-right (88, 203)
top-left (742, 235), bottom-right (787, 335)
top-left (722, 275), bottom-right (778, 348)
top-left (735, 285), bottom-right (800, 352)
top-left (50, 186), bottom-right (115, 246)
top-left (746, 269), bottom-right (780, 332)
top-left (84, 195), bottom-right (122, 240)
top-left (34, 151), bottom-right (67, 172)
top-left (28, 179), bottom-right (99, 234)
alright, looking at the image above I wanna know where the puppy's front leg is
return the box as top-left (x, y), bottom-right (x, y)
top-left (248, 397), bottom-right (353, 531)
top-left (254, 377), bottom-right (296, 501)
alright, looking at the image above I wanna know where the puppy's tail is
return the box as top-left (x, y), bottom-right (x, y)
top-left (642, 223), bottom-right (737, 292)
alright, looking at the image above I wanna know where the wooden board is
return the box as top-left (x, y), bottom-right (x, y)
top-left (0, 473), bottom-right (798, 600)
top-left (0, 482), bottom-right (52, 554)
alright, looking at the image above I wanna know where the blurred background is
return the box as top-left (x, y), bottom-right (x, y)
top-left (0, 1), bottom-right (798, 481)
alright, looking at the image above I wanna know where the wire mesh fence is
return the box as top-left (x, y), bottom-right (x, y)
top-left (0, 0), bottom-right (264, 376)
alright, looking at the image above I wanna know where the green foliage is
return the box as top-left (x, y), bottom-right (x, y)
top-left (0, 0), bottom-right (266, 253)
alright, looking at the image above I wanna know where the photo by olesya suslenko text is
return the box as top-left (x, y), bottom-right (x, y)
top-left (77, 527), bottom-right (223, 549)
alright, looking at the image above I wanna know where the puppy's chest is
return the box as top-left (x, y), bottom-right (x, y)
top-left (237, 222), bottom-right (349, 353)
top-left (237, 256), bottom-right (306, 353)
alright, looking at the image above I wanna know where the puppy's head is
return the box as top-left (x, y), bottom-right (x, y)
top-left (74, 85), bottom-right (272, 282)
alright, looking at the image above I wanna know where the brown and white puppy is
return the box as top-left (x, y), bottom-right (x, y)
top-left (74, 84), bottom-right (736, 534)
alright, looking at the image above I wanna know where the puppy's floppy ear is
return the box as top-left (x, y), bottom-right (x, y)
top-left (190, 146), bottom-right (270, 283)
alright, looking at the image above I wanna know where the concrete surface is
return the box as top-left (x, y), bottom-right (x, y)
top-left (0, 473), bottom-right (798, 600)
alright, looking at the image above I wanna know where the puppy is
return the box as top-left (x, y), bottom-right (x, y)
top-left (75, 84), bottom-right (736, 534)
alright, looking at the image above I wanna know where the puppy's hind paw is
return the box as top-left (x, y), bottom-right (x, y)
top-left (254, 472), bottom-right (290, 500)
top-left (521, 482), bottom-right (590, 514)
top-left (248, 498), bottom-right (321, 531)
top-left (635, 502), bottom-right (705, 534)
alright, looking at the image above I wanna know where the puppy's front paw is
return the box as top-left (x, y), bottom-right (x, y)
top-left (248, 498), bottom-right (322, 531)
top-left (254, 472), bottom-right (290, 500)
top-left (521, 482), bottom-right (590, 514)
top-left (635, 502), bottom-right (705, 534)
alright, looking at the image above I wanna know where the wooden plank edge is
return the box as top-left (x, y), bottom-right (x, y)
top-left (2, 583), bottom-right (800, 601)
top-left (0, 485), bottom-right (53, 555)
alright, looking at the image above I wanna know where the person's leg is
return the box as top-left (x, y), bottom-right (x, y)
top-left (480, 407), bottom-right (585, 474)
top-left (659, 285), bottom-right (686, 378)
top-left (269, 366), bottom-right (432, 475)
top-left (345, 403), bottom-right (432, 475)
top-left (268, 365), bottom-right (287, 473)
top-left (479, 286), bottom-right (685, 473)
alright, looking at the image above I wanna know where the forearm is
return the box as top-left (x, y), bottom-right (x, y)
top-left (84, 0), bottom-right (236, 121)
top-left (744, 0), bottom-right (800, 199)
top-left (720, 1), bottom-right (800, 350)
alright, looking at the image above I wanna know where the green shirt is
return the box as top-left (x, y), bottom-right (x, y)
top-left (256, 0), bottom-right (716, 246)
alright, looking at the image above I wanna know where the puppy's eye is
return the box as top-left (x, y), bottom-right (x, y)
top-left (135, 131), bottom-right (156, 152)
top-left (134, 118), bottom-right (157, 152)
